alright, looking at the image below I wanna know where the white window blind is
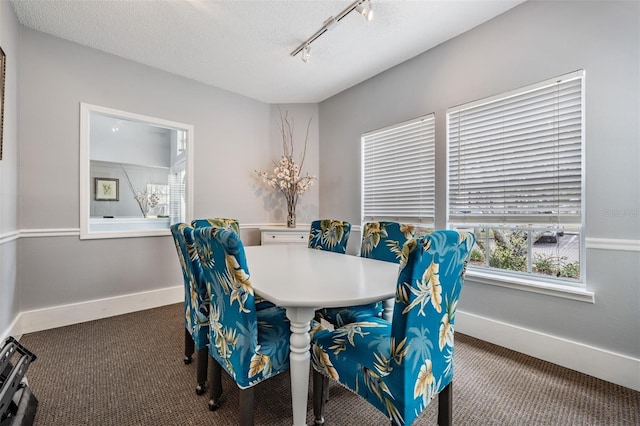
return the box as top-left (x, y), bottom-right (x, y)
top-left (362, 114), bottom-right (435, 224)
top-left (447, 70), bottom-right (584, 227)
top-left (168, 168), bottom-right (186, 225)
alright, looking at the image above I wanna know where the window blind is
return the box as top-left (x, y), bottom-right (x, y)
top-left (168, 169), bottom-right (186, 224)
top-left (447, 70), bottom-right (584, 227)
top-left (362, 114), bottom-right (435, 224)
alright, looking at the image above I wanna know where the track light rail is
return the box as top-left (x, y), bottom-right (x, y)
top-left (290, 0), bottom-right (372, 59)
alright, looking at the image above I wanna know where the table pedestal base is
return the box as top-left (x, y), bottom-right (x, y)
top-left (286, 307), bottom-right (316, 426)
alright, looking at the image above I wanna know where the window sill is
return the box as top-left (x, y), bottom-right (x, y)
top-left (465, 269), bottom-right (594, 303)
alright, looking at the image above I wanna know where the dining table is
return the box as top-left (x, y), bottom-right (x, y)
top-left (244, 244), bottom-right (399, 426)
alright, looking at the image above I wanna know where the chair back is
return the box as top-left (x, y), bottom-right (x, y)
top-left (195, 226), bottom-right (283, 388)
top-left (191, 218), bottom-right (240, 235)
top-left (170, 223), bottom-right (209, 348)
top-left (308, 219), bottom-right (352, 254)
top-left (389, 230), bottom-right (475, 417)
top-left (360, 221), bottom-right (416, 263)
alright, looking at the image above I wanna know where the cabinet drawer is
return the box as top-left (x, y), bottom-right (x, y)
top-left (261, 231), bottom-right (309, 245)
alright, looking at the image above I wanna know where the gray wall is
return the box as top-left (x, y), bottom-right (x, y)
top-left (0, 0), bottom-right (20, 339)
top-left (319, 0), bottom-right (639, 358)
top-left (16, 28), bottom-right (319, 312)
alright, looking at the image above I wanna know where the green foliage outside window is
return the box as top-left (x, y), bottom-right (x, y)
top-left (468, 228), bottom-right (580, 280)
top-left (533, 253), bottom-right (580, 278)
top-left (469, 249), bottom-right (484, 263)
top-left (488, 230), bottom-right (527, 272)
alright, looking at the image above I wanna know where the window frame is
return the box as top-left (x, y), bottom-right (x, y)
top-left (446, 71), bottom-right (586, 287)
top-left (79, 103), bottom-right (194, 240)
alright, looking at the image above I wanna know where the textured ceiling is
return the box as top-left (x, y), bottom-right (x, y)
top-left (11, 0), bottom-right (525, 104)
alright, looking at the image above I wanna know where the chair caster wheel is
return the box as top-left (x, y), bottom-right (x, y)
top-left (196, 385), bottom-right (206, 395)
top-left (208, 400), bottom-right (220, 411)
top-left (184, 355), bottom-right (193, 365)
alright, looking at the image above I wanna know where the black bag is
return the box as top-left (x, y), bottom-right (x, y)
top-left (0, 337), bottom-right (37, 426)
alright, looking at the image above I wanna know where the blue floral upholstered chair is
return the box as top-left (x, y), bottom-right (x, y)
top-left (170, 223), bottom-right (209, 395)
top-left (192, 218), bottom-right (274, 310)
top-left (311, 230), bottom-right (476, 426)
top-left (360, 221), bottom-right (416, 263)
top-left (308, 219), bottom-right (352, 254)
top-left (319, 221), bottom-right (417, 327)
top-left (194, 226), bottom-right (291, 426)
top-left (308, 219), bottom-right (373, 327)
top-left (191, 217), bottom-right (240, 234)
top-left (318, 222), bottom-right (415, 327)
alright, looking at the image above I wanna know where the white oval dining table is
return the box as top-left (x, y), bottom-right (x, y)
top-left (244, 244), bottom-right (399, 426)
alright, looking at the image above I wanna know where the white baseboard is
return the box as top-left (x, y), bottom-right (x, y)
top-left (16, 285), bottom-right (183, 335)
top-left (456, 310), bottom-right (640, 391)
top-left (1, 313), bottom-right (23, 343)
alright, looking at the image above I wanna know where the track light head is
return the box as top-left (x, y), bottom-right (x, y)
top-left (302, 44), bottom-right (311, 63)
top-left (356, 0), bottom-right (373, 21)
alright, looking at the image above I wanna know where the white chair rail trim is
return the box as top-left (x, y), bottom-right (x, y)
top-left (585, 237), bottom-right (640, 252)
top-left (2, 228), bottom-right (636, 250)
top-left (21, 228), bottom-right (81, 238)
top-left (0, 230), bottom-right (20, 244)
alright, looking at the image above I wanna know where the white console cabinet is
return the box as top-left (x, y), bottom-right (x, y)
top-left (260, 226), bottom-right (309, 246)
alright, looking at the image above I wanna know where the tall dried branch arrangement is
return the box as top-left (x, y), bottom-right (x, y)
top-left (121, 165), bottom-right (158, 218)
top-left (255, 110), bottom-right (316, 224)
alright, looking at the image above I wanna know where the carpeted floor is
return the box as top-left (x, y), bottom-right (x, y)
top-left (17, 303), bottom-right (640, 425)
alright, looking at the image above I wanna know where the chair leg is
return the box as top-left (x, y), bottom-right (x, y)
top-left (195, 347), bottom-right (208, 395)
top-left (323, 375), bottom-right (330, 404)
top-left (239, 387), bottom-right (255, 426)
top-left (437, 382), bottom-right (452, 426)
top-left (313, 369), bottom-right (329, 425)
top-left (184, 328), bottom-right (194, 364)
top-left (208, 355), bottom-right (223, 411)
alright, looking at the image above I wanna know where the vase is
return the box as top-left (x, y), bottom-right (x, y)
top-left (286, 207), bottom-right (296, 228)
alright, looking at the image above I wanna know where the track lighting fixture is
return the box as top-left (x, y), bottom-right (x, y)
top-left (291, 0), bottom-right (374, 62)
top-left (302, 44), bottom-right (311, 63)
top-left (356, 0), bottom-right (373, 21)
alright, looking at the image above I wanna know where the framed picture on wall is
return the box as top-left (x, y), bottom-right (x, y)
top-left (95, 178), bottom-right (119, 201)
top-left (0, 46), bottom-right (6, 161)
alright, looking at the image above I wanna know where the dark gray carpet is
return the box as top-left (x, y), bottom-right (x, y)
top-left (18, 303), bottom-right (639, 425)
